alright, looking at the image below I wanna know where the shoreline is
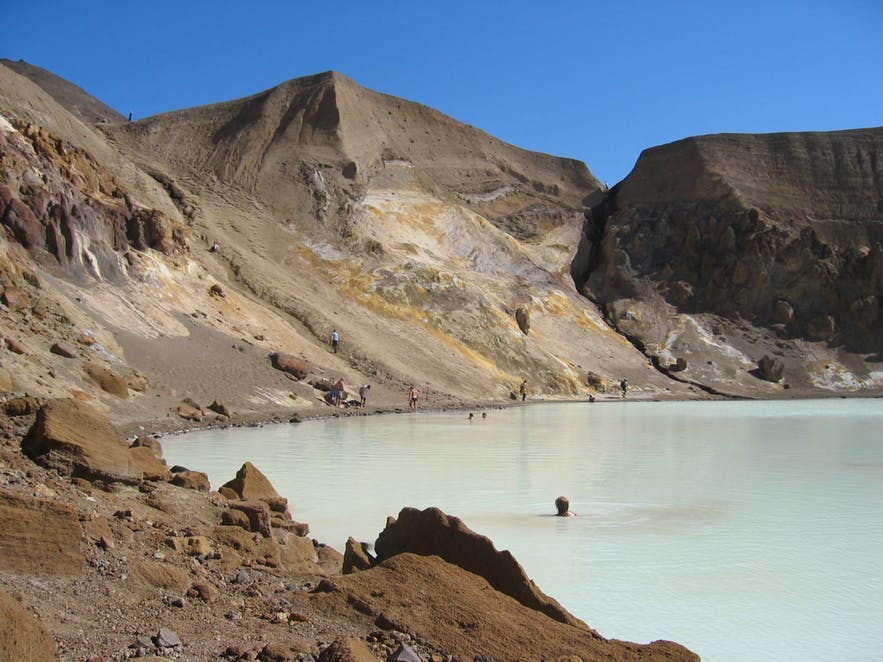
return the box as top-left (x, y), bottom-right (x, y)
top-left (129, 388), bottom-right (881, 441)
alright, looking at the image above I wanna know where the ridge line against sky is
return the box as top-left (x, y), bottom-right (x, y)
top-left (5, 0), bottom-right (882, 184)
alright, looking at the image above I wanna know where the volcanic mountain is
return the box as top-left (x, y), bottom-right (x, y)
top-left (1, 61), bottom-right (881, 436)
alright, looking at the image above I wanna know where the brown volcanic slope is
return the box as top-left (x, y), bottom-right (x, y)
top-left (574, 129), bottom-right (883, 394)
top-left (0, 65), bottom-right (697, 436)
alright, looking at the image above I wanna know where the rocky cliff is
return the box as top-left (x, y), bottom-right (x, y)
top-left (573, 129), bottom-right (883, 394)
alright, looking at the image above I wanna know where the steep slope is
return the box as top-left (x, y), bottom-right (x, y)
top-left (574, 129), bottom-right (883, 394)
top-left (1, 65), bottom-right (696, 437)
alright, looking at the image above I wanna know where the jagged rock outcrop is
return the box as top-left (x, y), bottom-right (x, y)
top-left (0, 112), bottom-right (187, 284)
top-left (374, 506), bottom-right (583, 627)
top-left (221, 461), bottom-right (289, 513)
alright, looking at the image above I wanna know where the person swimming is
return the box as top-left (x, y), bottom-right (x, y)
top-left (555, 496), bottom-right (576, 517)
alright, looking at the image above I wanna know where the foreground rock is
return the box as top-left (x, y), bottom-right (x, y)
top-left (21, 399), bottom-right (169, 483)
top-left (375, 506), bottom-right (584, 627)
top-left (331, 552), bottom-right (698, 661)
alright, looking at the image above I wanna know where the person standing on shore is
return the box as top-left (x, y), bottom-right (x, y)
top-left (408, 385), bottom-right (420, 412)
top-left (359, 384), bottom-right (370, 408)
top-left (519, 380), bottom-right (528, 402)
top-left (620, 378), bottom-right (628, 398)
top-left (334, 377), bottom-right (346, 407)
top-left (331, 329), bottom-right (340, 353)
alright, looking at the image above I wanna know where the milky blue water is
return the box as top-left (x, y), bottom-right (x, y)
top-left (163, 399), bottom-right (883, 661)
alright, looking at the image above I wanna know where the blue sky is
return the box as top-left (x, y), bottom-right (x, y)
top-left (5, 1), bottom-right (882, 184)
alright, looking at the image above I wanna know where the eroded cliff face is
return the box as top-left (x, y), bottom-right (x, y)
top-left (574, 129), bottom-right (883, 394)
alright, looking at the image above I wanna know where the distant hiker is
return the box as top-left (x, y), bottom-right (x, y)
top-left (555, 496), bottom-right (576, 517)
top-left (209, 242), bottom-right (219, 253)
top-left (128, 112), bottom-right (133, 122)
top-left (519, 380), bottom-right (528, 402)
top-left (620, 378), bottom-right (628, 398)
top-left (359, 384), bottom-right (370, 408)
top-left (331, 329), bottom-right (340, 353)
top-left (408, 385), bottom-right (420, 412)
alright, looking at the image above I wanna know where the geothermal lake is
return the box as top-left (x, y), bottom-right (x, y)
top-left (164, 399), bottom-right (883, 661)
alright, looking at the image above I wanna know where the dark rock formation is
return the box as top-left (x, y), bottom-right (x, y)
top-left (574, 129), bottom-right (883, 357)
top-left (374, 506), bottom-right (584, 627)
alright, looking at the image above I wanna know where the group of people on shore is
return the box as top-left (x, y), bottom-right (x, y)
top-left (327, 330), bottom-right (630, 412)
top-left (328, 329), bottom-right (422, 412)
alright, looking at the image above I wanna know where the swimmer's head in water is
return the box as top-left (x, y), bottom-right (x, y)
top-left (555, 496), bottom-right (570, 515)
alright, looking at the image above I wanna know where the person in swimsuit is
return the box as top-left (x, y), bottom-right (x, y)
top-left (408, 385), bottom-right (419, 412)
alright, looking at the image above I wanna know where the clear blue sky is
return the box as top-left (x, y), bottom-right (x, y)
top-left (5, 1), bottom-right (882, 184)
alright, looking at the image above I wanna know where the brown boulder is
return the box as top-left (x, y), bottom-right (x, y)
top-left (0, 590), bottom-right (56, 661)
top-left (226, 500), bottom-right (273, 537)
top-left (171, 470), bottom-right (211, 492)
top-left (221, 462), bottom-right (288, 512)
top-left (50, 340), bottom-right (78, 358)
top-left (5, 337), bottom-right (28, 354)
top-left (375, 506), bottom-right (584, 627)
top-left (131, 436), bottom-right (164, 458)
top-left (342, 537), bottom-right (373, 574)
top-left (129, 445), bottom-right (170, 481)
top-left (212, 525), bottom-right (281, 567)
top-left (84, 363), bottom-right (129, 398)
top-left (758, 354), bottom-right (785, 382)
top-left (0, 489), bottom-right (84, 575)
top-left (177, 403), bottom-right (203, 421)
top-left (269, 352), bottom-right (310, 380)
top-left (22, 399), bottom-right (142, 483)
top-left (278, 534), bottom-right (322, 573)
